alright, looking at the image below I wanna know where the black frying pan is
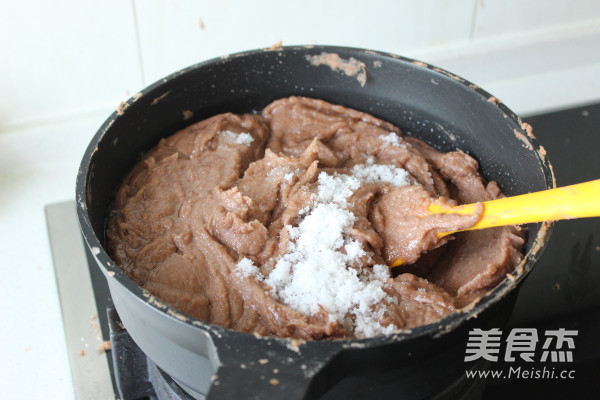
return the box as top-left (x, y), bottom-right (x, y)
top-left (76, 46), bottom-right (554, 399)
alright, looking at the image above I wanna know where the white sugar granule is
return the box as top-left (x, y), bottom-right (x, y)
top-left (284, 172), bottom-right (295, 181)
top-left (317, 172), bottom-right (360, 205)
top-left (344, 240), bottom-right (367, 262)
top-left (351, 163), bottom-right (411, 187)
top-left (236, 258), bottom-right (263, 281)
top-left (218, 130), bottom-right (254, 146)
top-left (380, 132), bottom-right (403, 147)
top-left (267, 167), bottom-right (299, 183)
top-left (372, 264), bottom-right (391, 281)
top-left (265, 204), bottom-right (394, 336)
top-left (267, 166), bottom-right (289, 178)
top-left (264, 165), bottom-right (406, 337)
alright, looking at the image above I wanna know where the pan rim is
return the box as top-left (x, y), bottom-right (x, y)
top-left (75, 44), bottom-right (556, 350)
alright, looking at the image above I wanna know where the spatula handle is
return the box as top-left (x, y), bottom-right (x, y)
top-left (428, 179), bottom-right (600, 234)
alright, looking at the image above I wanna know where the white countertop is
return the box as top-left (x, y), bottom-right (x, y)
top-left (0, 112), bottom-right (109, 400)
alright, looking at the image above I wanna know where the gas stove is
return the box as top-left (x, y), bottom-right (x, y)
top-left (46, 103), bottom-right (600, 400)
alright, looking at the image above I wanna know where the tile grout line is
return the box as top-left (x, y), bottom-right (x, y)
top-left (0, 108), bottom-right (110, 137)
top-left (131, 0), bottom-right (147, 87)
top-left (469, 0), bottom-right (480, 41)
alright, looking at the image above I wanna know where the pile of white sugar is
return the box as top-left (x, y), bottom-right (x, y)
top-left (237, 159), bottom-right (411, 337)
top-left (218, 130), bottom-right (254, 146)
top-left (380, 131), bottom-right (404, 148)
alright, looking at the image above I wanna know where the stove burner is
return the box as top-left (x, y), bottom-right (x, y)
top-left (108, 307), bottom-right (199, 400)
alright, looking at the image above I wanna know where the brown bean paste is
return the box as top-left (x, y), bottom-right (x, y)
top-left (107, 97), bottom-right (525, 339)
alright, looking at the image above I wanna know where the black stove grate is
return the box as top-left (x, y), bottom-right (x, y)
top-left (108, 307), bottom-right (197, 400)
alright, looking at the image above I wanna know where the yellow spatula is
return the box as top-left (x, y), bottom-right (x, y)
top-left (390, 179), bottom-right (600, 268)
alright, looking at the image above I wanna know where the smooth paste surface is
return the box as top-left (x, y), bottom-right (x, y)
top-left (107, 97), bottom-right (525, 339)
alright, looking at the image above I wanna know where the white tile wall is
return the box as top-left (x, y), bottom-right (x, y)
top-left (133, 0), bottom-right (476, 85)
top-left (473, 0), bottom-right (600, 38)
top-left (411, 20), bottom-right (600, 115)
top-left (0, 0), bottom-right (143, 131)
top-left (1, 0), bottom-right (599, 133)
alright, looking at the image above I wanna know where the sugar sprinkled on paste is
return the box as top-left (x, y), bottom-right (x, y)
top-left (263, 164), bottom-right (407, 336)
top-left (236, 258), bottom-right (263, 281)
top-left (380, 132), bottom-right (403, 147)
top-left (351, 163), bottom-right (411, 187)
top-left (218, 130), bottom-right (254, 146)
top-left (316, 172), bottom-right (360, 205)
top-left (108, 96), bottom-right (527, 341)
